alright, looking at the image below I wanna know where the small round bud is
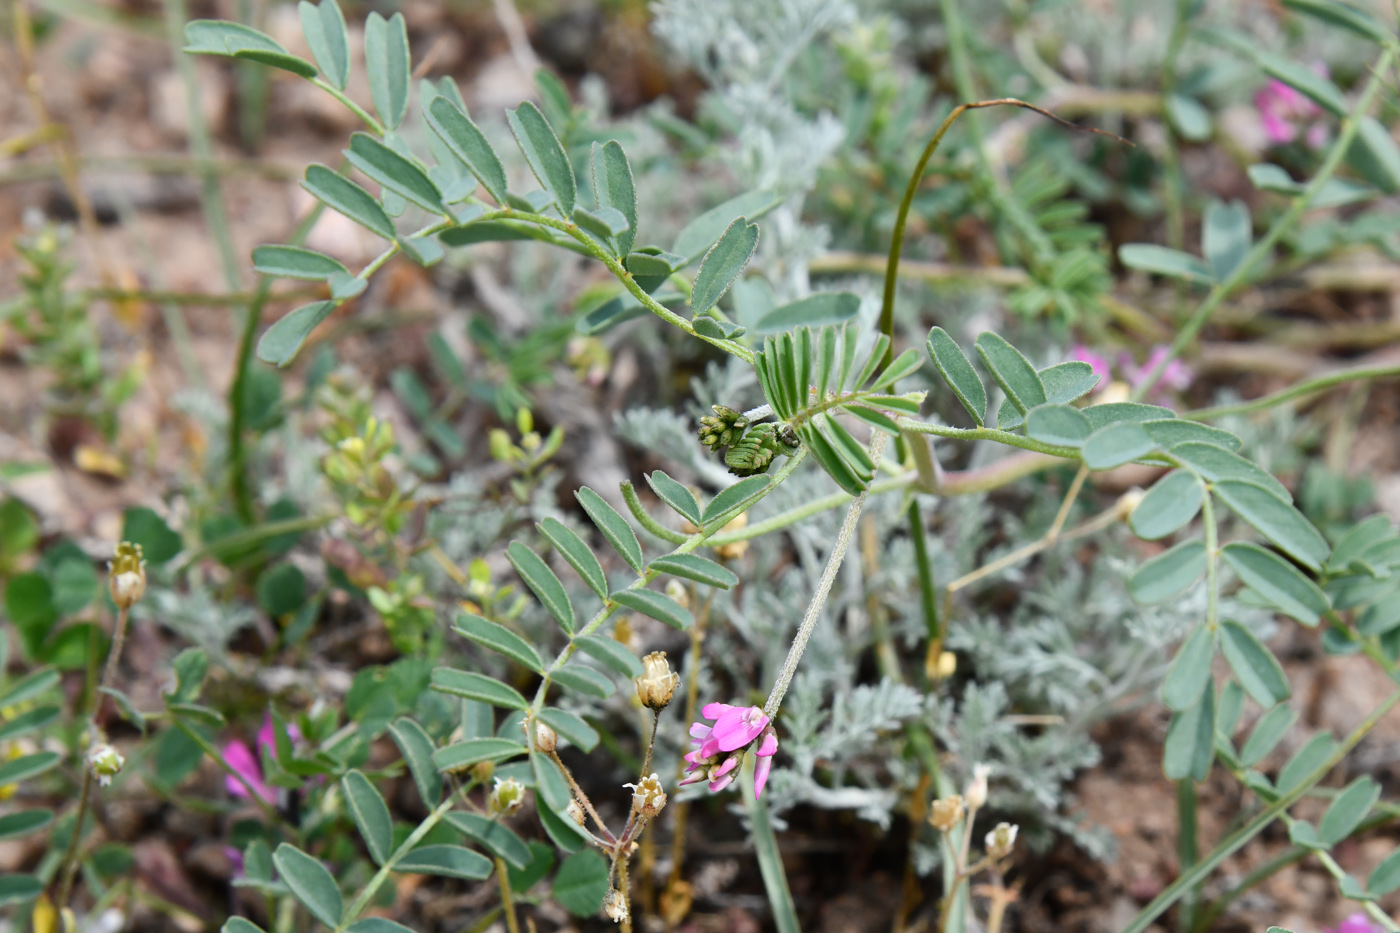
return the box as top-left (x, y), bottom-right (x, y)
top-left (88, 744), bottom-right (125, 786)
top-left (603, 888), bottom-right (629, 923)
top-left (985, 822), bottom-right (1018, 860)
top-left (664, 579), bottom-right (690, 610)
top-left (964, 763), bottom-right (990, 811)
top-left (928, 794), bottom-right (965, 832)
top-left (488, 777), bottom-right (527, 817)
top-left (107, 542), bottom-right (146, 610)
top-left (624, 773), bottom-right (667, 818)
top-left (534, 721), bottom-right (558, 753)
top-left (472, 761), bottom-right (495, 784)
top-left (636, 652), bottom-right (680, 711)
top-left (567, 799), bottom-right (586, 826)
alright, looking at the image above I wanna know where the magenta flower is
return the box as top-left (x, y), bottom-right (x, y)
top-left (1121, 346), bottom-right (1193, 394)
top-left (680, 702), bottom-right (780, 798)
top-left (1255, 71), bottom-right (1330, 149)
top-left (224, 715), bottom-right (298, 804)
top-left (1324, 913), bottom-right (1384, 933)
top-left (1072, 346), bottom-right (1111, 390)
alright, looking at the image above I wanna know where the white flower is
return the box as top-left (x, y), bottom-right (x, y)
top-left (964, 763), bottom-right (990, 810)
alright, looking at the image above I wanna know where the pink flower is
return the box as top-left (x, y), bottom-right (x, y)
top-left (1255, 70), bottom-right (1331, 149)
top-left (224, 714), bottom-right (299, 804)
top-left (1324, 913), bottom-right (1384, 933)
top-left (1121, 346), bottom-right (1193, 395)
top-left (680, 702), bottom-right (780, 798)
top-left (1072, 346), bottom-right (1111, 390)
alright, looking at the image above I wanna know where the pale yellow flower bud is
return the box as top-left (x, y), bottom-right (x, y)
top-left (636, 651), bottom-right (680, 711)
top-left (964, 763), bottom-right (990, 810)
top-left (107, 542), bottom-right (146, 610)
top-left (88, 744), bottom-right (125, 786)
top-left (985, 822), bottom-right (1018, 860)
top-left (488, 777), bottom-right (527, 817)
top-left (534, 720), bottom-right (558, 753)
top-left (928, 794), bottom-right (965, 831)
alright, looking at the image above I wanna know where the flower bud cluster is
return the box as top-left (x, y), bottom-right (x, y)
top-left (697, 406), bottom-right (749, 449)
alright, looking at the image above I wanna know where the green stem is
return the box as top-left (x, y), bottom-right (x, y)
top-left (907, 501), bottom-right (942, 648)
top-left (1121, 683), bottom-right (1400, 933)
top-left (1133, 45), bottom-right (1398, 398)
top-left (742, 753), bottom-right (801, 933)
top-left (172, 719), bottom-right (283, 824)
top-left (337, 791), bottom-right (463, 930)
top-left (1188, 361), bottom-right (1400, 420)
top-left (1202, 490), bottom-right (1219, 630)
top-left (764, 433), bottom-right (888, 718)
top-left (467, 210), bottom-right (754, 363)
top-left (311, 77), bottom-right (385, 135)
top-left (1176, 780), bottom-right (1199, 932)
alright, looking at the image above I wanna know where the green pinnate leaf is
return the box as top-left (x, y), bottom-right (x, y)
top-left (926, 328), bottom-right (988, 426)
top-left (272, 844), bottom-right (343, 928)
top-left (453, 614), bottom-right (544, 673)
top-left (364, 12), bottom-right (410, 130)
top-left (1082, 422), bottom-right (1157, 470)
top-left (1118, 244), bottom-right (1215, 283)
top-left (1163, 689), bottom-right (1215, 781)
top-left (672, 190), bottom-right (781, 266)
top-left (646, 471), bottom-right (701, 525)
top-left (1025, 404), bottom-right (1091, 447)
top-left (1220, 620), bottom-right (1291, 707)
top-left (434, 738), bottom-right (527, 773)
top-left (1163, 625), bottom-right (1214, 711)
top-left (553, 849), bottom-right (609, 916)
top-left (1213, 480), bottom-right (1330, 571)
top-left (537, 518), bottom-right (607, 600)
top-left (649, 553), bottom-right (739, 589)
top-left (1130, 470), bottom-right (1203, 540)
top-left (431, 668), bottom-right (529, 710)
top-left (572, 634), bottom-right (643, 677)
top-left (342, 770), bottom-right (392, 865)
top-left (701, 475), bottom-right (772, 529)
top-left (1221, 542), bottom-right (1328, 627)
top-left (1129, 540), bottom-right (1207, 604)
top-left (576, 487), bottom-right (643, 574)
top-left (256, 300), bottom-right (337, 367)
top-left (508, 102), bottom-right (576, 215)
top-left (506, 542), bottom-right (574, 634)
top-left (1319, 776), bottom-right (1380, 845)
top-left (184, 20), bottom-right (317, 77)
top-left (591, 140), bottom-right (637, 256)
top-left (426, 97), bottom-right (509, 205)
top-left (388, 717), bottom-right (442, 806)
top-left (1368, 847), bottom-right (1400, 895)
top-left (975, 333), bottom-right (1045, 413)
top-left (1202, 198), bottom-right (1252, 280)
top-left (610, 589), bottom-right (692, 630)
top-left (1240, 703), bottom-right (1297, 767)
top-left (252, 245), bottom-right (348, 281)
top-left (446, 812), bottom-right (532, 869)
top-left (396, 845), bottom-right (493, 880)
top-left (538, 708), bottom-right (599, 751)
top-left (0, 752), bottom-right (59, 785)
top-left (298, 0), bottom-right (349, 89)
top-left (550, 664), bottom-right (616, 699)
top-left (691, 218), bottom-right (759, 317)
top-left (303, 164), bottom-right (395, 239)
top-left (0, 810), bottom-right (52, 841)
top-left (344, 133), bottom-right (445, 215)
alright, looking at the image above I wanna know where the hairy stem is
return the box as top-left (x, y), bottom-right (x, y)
top-left (764, 432), bottom-right (888, 718)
